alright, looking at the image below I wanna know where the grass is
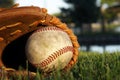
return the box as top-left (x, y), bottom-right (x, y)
top-left (73, 52), bottom-right (120, 80)
top-left (1, 51), bottom-right (120, 80)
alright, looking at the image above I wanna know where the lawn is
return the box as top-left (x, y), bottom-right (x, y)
top-left (1, 51), bottom-right (120, 80)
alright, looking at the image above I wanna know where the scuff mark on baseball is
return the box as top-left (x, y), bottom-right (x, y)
top-left (25, 26), bottom-right (74, 72)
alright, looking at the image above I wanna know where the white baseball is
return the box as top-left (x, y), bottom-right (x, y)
top-left (25, 26), bottom-right (73, 72)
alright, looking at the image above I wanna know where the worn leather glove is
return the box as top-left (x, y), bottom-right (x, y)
top-left (0, 4), bottom-right (79, 79)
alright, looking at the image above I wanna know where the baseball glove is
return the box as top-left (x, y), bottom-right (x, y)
top-left (0, 4), bottom-right (79, 78)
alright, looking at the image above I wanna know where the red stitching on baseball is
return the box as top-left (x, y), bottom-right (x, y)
top-left (35, 27), bottom-right (63, 33)
top-left (33, 46), bottom-right (74, 68)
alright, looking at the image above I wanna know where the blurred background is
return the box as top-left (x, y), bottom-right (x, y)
top-left (0, 0), bottom-right (120, 53)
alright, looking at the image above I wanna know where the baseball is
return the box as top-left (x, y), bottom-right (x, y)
top-left (25, 26), bottom-right (74, 72)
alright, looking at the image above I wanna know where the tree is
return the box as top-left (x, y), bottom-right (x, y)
top-left (100, 0), bottom-right (120, 32)
top-left (58, 0), bottom-right (100, 33)
top-left (59, 0), bottom-right (100, 24)
top-left (0, 0), bottom-right (14, 8)
top-left (101, 0), bottom-right (120, 5)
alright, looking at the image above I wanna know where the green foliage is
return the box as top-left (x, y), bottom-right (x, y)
top-left (59, 0), bottom-right (100, 26)
top-left (0, 0), bottom-right (14, 8)
top-left (101, 0), bottom-right (119, 23)
top-left (103, 11), bottom-right (116, 21)
top-left (101, 0), bottom-right (120, 5)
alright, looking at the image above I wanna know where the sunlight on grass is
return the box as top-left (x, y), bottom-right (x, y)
top-left (1, 51), bottom-right (120, 80)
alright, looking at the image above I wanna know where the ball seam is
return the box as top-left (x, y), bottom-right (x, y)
top-left (35, 27), bottom-right (63, 33)
top-left (32, 46), bottom-right (74, 68)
